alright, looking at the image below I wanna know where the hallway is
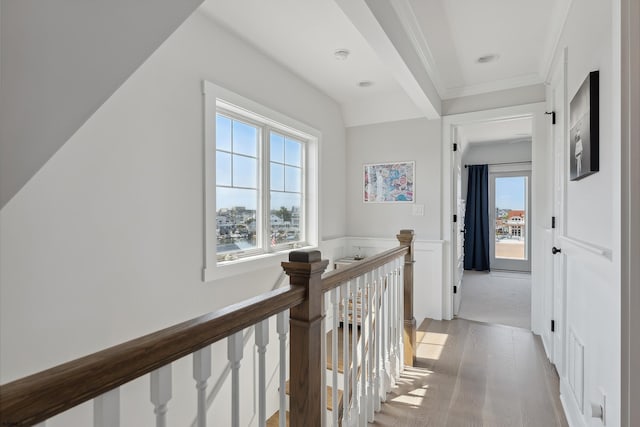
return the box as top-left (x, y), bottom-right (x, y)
top-left (373, 319), bottom-right (567, 427)
top-left (457, 271), bottom-right (531, 330)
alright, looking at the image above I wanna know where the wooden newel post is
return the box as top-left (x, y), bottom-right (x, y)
top-left (282, 250), bottom-right (328, 427)
top-left (397, 229), bottom-right (416, 367)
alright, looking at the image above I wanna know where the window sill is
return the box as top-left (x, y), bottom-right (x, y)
top-left (202, 245), bottom-right (315, 283)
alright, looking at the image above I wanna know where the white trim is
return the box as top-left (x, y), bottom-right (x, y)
top-left (442, 73), bottom-right (544, 100)
top-left (202, 80), bottom-right (320, 283)
top-left (558, 236), bottom-right (612, 260)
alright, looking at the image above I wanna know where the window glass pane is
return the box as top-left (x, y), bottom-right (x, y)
top-left (284, 166), bottom-right (301, 193)
top-left (271, 163), bottom-right (284, 191)
top-left (216, 188), bottom-right (258, 254)
top-left (233, 155), bottom-right (257, 188)
top-left (285, 138), bottom-right (302, 166)
top-left (270, 132), bottom-right (285, 163)
top-left (216, 151), bottom-right (232, 186)
top-left (216, 115), bottom-right (232, 151)
top-left (270, 192), bottom-right (301, 245)
top-left (233, 121), bottom-right (258, 157)
top-left (494, 176), bottom-right (527, 260)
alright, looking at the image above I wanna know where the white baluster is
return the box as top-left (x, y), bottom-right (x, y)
top-left (228, 331), bottom-right (243, 427)
top-left (193, 347), bottom-right (211, 427)
top-left (380, 263), bottom-right (390, 398)
top-left (94, 388), bottom-right (120, 427)
top-left (342, 280), bottom-right (351, 426)
top-left (255, 319), bottom-right (269, 427)
top-left (398, 258), bottom-right (405, 373)
top-left (277, 310), bottom-right (288, 427)
top-left (331, 287), bottom-right (339, 427)
top-left (150, 365), bottom-right (172, 427)
top-left (360, 272), bottom-right (368, 427)
top-left (374, 266), bottom-right (381, 412)
top-left (389, 263), bottom-right (398, 383)
top-left (368, 269), bottom-right (380, 422)
top-left (321, 293), bottom-right (327, 427)
top-left (366, 271), bottom-right (374, 422)
top-left (352, 276), bottom-right (360, 423)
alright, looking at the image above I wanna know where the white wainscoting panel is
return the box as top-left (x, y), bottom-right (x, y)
top-left (345, 237), bottom-right (445, 322)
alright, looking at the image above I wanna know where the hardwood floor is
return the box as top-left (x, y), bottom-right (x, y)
top-left (372, 318), bottom-right (568, 427)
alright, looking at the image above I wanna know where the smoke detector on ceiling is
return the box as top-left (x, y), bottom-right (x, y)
top-left (477, 54), bottom-right (500, 64)
top-left (334, 49), bottom-right (351, 60)
top-left (357, 80), bottom-right (374, 88)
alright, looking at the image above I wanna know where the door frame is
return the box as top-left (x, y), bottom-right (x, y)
top-left (441, 103), bottom-right (548, 334)
top-left (621, 0), bottom-right (639, 424)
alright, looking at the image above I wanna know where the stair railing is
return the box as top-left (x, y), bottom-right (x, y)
top-left (0, 229), bottom-right (414, 427)
top-left (312, 229), bottom-right (415, 426)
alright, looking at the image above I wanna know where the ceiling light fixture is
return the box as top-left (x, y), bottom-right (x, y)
top-left (357, 80), bottom-right (374, 88)
top-left (477, 54), bottom-right (500, 64)
top-left (334, 49), bottom-right (350, 61)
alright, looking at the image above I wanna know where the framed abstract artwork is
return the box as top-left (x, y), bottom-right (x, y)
top-left (363, 161), bottom-right (414, 203)
top-left (569, 71), bottom-right (599, 181)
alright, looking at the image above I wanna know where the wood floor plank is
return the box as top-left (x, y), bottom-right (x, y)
top-left (372, 318), bottom-right (568, 427)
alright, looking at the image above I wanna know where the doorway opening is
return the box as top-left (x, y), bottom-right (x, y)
top-left (455, 117), bottom-right (533, 330)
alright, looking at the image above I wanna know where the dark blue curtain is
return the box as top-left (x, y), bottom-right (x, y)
top-left (464, 165), bottom-right (490, 271)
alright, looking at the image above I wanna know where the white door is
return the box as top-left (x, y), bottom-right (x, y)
top-left (550, 54), bottom-right (567, 374)
top-left (543, 50), bottom-right (568, 376)
top-left (453, 135), bottom-right (464, 315)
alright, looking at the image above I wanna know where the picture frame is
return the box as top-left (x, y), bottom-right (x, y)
top-left (363, 161), bottom-right (415, 203)
top-left (569, 70), bottom-right (599, 181)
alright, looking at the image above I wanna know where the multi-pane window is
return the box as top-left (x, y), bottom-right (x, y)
top-left (215, 111), bottom-right (305, 261)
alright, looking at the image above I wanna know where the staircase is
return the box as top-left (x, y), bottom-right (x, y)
top-left (267, 325), bottom-right (357, 426)
top-left (0, 230), bottom-right (416, 427)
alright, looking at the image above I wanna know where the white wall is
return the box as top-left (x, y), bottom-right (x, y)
top-left (460, 140), bottom-right (532, 201)
top-left (0, 9), bottom-right (346, 426)
top-left (0, 0), bottom-right (204, 208)
top-left (547, 0), bottom-right (621, 425)
top-left (346, 118), bottom-right (441, 239)
top-left (345, 118), bottom-right (444, 320)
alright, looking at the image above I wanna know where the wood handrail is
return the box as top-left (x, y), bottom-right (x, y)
top-left (321, 245), bottom-right (409, 293)
top-left (0, 285), bottom-right (306, 427)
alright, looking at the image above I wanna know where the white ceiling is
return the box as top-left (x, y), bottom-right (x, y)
top-left (199, 0), bottom-right (424, 127)
top-left (401, 0), bottom-right (570, 99)
top-left (198, 0), bottom-right (571, 126)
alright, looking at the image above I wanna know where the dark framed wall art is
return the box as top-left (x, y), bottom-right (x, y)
top-left (569, 70), bottom-right (599, 181)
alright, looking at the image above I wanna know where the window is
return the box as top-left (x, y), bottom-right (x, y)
top-left (203, 81), bottom-right (319, 281)
top-left (215, 112), bottom-right (305, 259)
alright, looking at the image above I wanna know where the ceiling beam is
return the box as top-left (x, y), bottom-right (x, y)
top-left (334, 0), bottom-right (441, 119)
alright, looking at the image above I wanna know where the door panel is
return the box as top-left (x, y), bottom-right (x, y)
top-left (551, 56), bottom-right (567, 374)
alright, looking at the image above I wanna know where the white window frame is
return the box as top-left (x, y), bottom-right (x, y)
top-left (202, 81), bottom-right (320, 282)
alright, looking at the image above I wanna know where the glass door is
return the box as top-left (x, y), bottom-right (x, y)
top-left (489, 171), bottom-right (531, 272)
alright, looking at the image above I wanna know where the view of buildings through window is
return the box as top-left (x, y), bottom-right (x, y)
top-left (215, 113), bottom-right (303, 258)
top-left (494, 176), bottom-right (527, 260)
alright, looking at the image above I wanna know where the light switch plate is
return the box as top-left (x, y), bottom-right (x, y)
top-left (412, 204), bottom-right (424, 216)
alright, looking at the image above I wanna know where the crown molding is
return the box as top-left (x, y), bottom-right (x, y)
top-left (390, 0), bottom-right (447, 99)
